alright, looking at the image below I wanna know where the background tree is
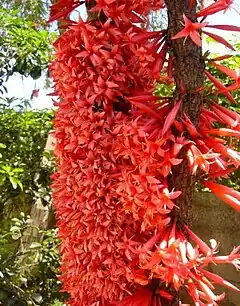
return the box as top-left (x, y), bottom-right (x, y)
top-left (0, 100), bottom-right (68, 306)
top-left (0, 2), bottom-right (67, 305)
top-left (2, 0), bottom-right (51, 23)
top-left (0, 1), bottom-right (55, 93)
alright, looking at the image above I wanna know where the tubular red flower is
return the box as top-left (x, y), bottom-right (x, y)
top-left (203, 181), bottom-right (240, 212)
top-left (197, 0), bottom-right (234, 18)
top-left (172, 15), bottom-right (208, 46)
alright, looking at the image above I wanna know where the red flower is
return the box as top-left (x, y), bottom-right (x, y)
top-left (203, 181), bottom-right (240, 212)
top-left (49, 0), bottom-right (81, 22)
top-left (31, 89), bottom-right (39, 99)
top-left (205, 71), bottom-right (237, 104)
top-left (197, 0), bottom-right (234, 17)
top-left (172, 15), bottom-right (208, 46)
top-left (50, 0), bottom-right (240, 305)
top-left (211, 61), bottom-right (240, 92)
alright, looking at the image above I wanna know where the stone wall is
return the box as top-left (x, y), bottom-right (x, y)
top-left (193, 192), bottom-right (240, 306)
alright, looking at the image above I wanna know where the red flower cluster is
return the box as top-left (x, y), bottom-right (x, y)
top-left (50, 0), bottom-right (240, 305)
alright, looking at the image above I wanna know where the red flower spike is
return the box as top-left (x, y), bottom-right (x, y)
top-left (156, 297), bottom-right (162, 306)
top-left (153, 42), bottom-right (168, 77)
top-left (204, 247), bottom-right (240, 268)
top-left (198, 280), bottom-right (220, 302)
top-left (126, 94), bottom-right (161, 104)
top-left (206, 128), bottom-right (240, 138)
top-left (182, 114), bottom-right (200, 138)
top-left (127, 99), bottom-right (162, 119)
top-left (202, 30), bottom-right (235, 51)
top-left (211, 104), bottom-right (239, 128)
top-left (142, 232), bottom-right (162, 252)
top-left (211, 103), bottom-right (240, 127)
top-left (113, 287), bottom-right (153, 306)
top-left (172, 15), bottom-right (208, 46)
top-left (31, 89), bottom-right (39, 99)
top-left (197, 0), bottom-right (234, 17)
top-left (161, 100), bottom-right (181, 136)
top-left (48, 0), bottom-right (82, 22)
top-left (203, 181), bottom-right (240, 212)
top-left (206, 24), bottom-right (240, 32)
top-left (211, 54), bottom-right (232, 61)
top-left (172, 136), bottom-right (188, 156)
top-left (211, 61), bottom-right (239, 80)
top-left (173, 120), bottom-right (184, 133)
top-left (158, 289), bottom-right (173, 300)
top-left (211, 61), bottom-right (240, 92)
top-left (199, 268), bottom-right (240, 292)
top-left (168, 221), bottom-right (177, 246)
top-left (184, 225), bottom-right (212, 256)
top-left (205, 71), bottom-right (237, 104)
top-left (208, 167), bottom-right (236, 179)
top-left (187, 279), bottom-right (200, 303)
top-left (130, 31), bottom-right (161, 44)
top-left (152, 296), bottom-right (157, 306)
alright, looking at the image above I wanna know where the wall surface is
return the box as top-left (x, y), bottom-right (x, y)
top-left (193, 192), bottom-right (240, 306)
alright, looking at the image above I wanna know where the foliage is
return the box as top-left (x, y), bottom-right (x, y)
top-left (0, 2), bottom-right (63, 304)
top-left (2, 0), bottom-right (51, 24)
top-left (0, 7), bottom-right (55, 92)
top-left (0, 98), bottom-right (67, 305)
top-left (0, 97), bottom-right (31, 111)
top-left (0, 104), bottom-right (53, 219)
top-left (0, 213), bottom-right (67, 306)
top-left (50, 1), bottom-right (240, 305)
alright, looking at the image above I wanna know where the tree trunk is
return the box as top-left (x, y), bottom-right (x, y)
top-left (165, 0), bottom-right (205, 225)
top-left (17, 134), bottom-right (55, 273)
top-left (163, 0), bottom-right (205, 304)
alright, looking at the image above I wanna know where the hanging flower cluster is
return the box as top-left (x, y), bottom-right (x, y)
top-left (50, 0), bottom-right (240, 305)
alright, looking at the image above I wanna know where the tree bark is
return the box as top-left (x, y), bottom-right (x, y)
top-left (165, 0), bottom-right (205, 226)
top-left (163, 1), bottom-right (205, 304)
top-left (17, 136), bottom-right (55, 274)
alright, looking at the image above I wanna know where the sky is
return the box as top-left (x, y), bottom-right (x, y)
top-left (3, 1), bottom-right (240, 110)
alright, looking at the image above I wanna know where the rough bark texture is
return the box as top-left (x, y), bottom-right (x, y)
top-left (165, 0), bottom-right (205, 227)
top-left (86, 0), bottom-right (107, 22)
top-left (17, 136), bottom-right (55, 274)
top-left (163, 1), bottom-right (205, 304)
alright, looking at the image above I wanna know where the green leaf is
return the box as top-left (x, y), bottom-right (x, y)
top-left (11, 218), bottom-right (20, 222)
top-left (0, 175), bottom-right (6, 185)
top-left (12, 168), bottom-right (24, 173)
top-left (11, 233), bottom-right (21, 240)
top-left (9, 176), bottom-right (18, 189)
top-left (10, 226), bottom-right (20, 233)
top-left (17, 180), bottom-right (23, 191)
top-left (0, 165), bottom-right (11, 173)
top-left (29, 242), bottom-right (42, 249)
